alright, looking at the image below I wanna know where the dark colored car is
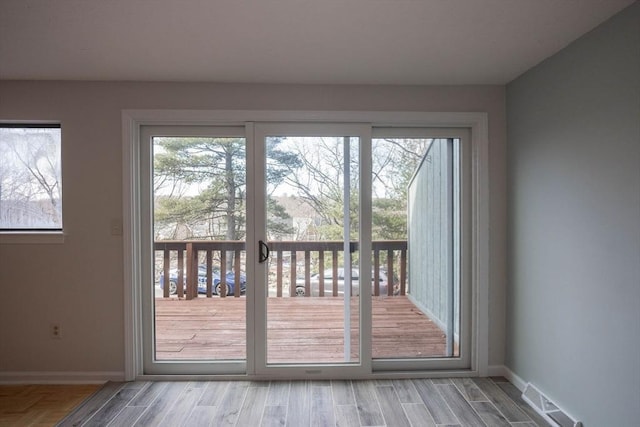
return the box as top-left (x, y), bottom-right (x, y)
top-left (159, 265), bottom-right (247, 296)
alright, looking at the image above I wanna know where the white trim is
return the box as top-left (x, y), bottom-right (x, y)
top-left (245, 122), bottom-right (257, 376)
top-left (122, 110), bottom-right (140, 381)
top-left (499, 365), bottom-right (527, 391)
top-left (486, 364), bottom-right (506, 377)
top-left (359, 126), bottom-right (374, 375)
top-left (136, 369), bottom-right (480, 382)
top-left (489, 365), bottom-right (586, 427)
top-left (500, 366), bottom-right (584, 427)
top-left (122, 109), bottom-right (490, 379)
top-left (521, 382), bottom-right (582, 427)
top-left (120, 109), bottom-right (486, 127)
top-left (0, 232), bottom-right (65, 244)
top-left (0, 371), bottom-right (124, 384)
top-left (473, 114), bottom-right (490, 376)
top-left (343, 136), bottom-right (352, 361)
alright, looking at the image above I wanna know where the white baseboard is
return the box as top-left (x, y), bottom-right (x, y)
top-left (496, 366), bottom-right (582, 426)
top-left (502, 366), bottom-right (527, 391)
top-left (486, 364), bottom-right (527, 391)
top-left (0, 371), bottom-right (125, 384)
top-left (486, 364), bottom-right (506, 377)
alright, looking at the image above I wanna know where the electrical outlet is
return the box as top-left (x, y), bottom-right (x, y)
top-left (50, 323), bottom-right (62, 339)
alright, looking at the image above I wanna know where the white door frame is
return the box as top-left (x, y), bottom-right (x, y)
top-left (139, 124), bottom-right (250, 376)
top-left (122, 109), bottom-right (489, 380)
top-left (253, 122), bottom-right (372, 379)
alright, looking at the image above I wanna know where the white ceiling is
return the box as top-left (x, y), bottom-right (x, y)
top-left (0, 0), bottom-right (635, 85)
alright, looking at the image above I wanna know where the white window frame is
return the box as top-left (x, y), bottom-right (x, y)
top-left (0, 122), bottom-right (64, 244)
top-left (122, 110), bottom-right (489, 380)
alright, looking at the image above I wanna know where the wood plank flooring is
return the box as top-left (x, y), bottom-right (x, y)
top-left (0, 384), bottom-right (101, 427)
top-left (56, 377), bottom-right (549, 427)
top-left (155, 296), bottom-right (448, 362)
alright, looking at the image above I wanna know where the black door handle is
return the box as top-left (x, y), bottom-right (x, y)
top-left (259, 240), bottom-right (270, 263)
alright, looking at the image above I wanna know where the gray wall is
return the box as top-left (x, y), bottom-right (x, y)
top-left (408, 139), bottom-right (458, 345)
top-left (0, 82), bottom-right (507, 376)
top-left (506, 3), bottom-right (640, 426)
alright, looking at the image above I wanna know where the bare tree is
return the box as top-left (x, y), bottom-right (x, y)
top-left (0, 127), bottom-right (61, 228)
top-left (272, 136), bottom-right (431, 240)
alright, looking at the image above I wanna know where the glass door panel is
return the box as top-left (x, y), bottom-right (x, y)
top-left (258, 126), bottom-right (365, 367)
top-left (141, 126), bottom-right (248, 374)
top-left (371, 129), bottom-right (470, 369)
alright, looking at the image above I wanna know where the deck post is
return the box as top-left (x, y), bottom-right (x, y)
top-left (186, 243), bottom-right (197, 300)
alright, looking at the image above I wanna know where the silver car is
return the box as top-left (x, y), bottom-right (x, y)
top-left (295, 268), bottom-right (392, 296)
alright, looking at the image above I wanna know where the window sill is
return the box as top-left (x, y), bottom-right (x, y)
top-left (0, 232), bottom-right (65, 244)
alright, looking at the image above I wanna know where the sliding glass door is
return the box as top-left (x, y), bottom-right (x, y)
top-left (136, 119), bottom-right (473, 376)
top-left (140, 125), bottom-right (248, 375)
top-left (253, 123), bottom-right (371, 377)
top-left (370, 128), bottom-right (471, 371)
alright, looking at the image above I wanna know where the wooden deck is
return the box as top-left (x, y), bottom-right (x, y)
top-left (155, 296), bottom-right (448, 362)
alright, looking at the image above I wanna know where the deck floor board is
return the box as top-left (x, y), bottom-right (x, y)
top-left (155, 296), bottom-right (447, 362)
top-left (155, 297), bottom-right (445, 363)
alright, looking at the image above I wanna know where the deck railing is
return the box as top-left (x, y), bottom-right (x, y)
top-left (154, 240), bottom-right (407, 299)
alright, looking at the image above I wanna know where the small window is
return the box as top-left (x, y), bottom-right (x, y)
top-left (0, 124), bottom-right (62, 231)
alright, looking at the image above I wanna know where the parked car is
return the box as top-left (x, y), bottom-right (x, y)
top-left (295, 268), bottom-right (395, 297)
top-left (159, 265), bottom-right (247, 296)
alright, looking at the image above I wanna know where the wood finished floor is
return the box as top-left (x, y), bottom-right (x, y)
top-left (57, 377), bottom-right (549, 427)
top-left (0, 384), bottom-right (101, 427)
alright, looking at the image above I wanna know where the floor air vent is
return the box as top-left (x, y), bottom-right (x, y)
top-left (521, 383), bottom-right (582, 427)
